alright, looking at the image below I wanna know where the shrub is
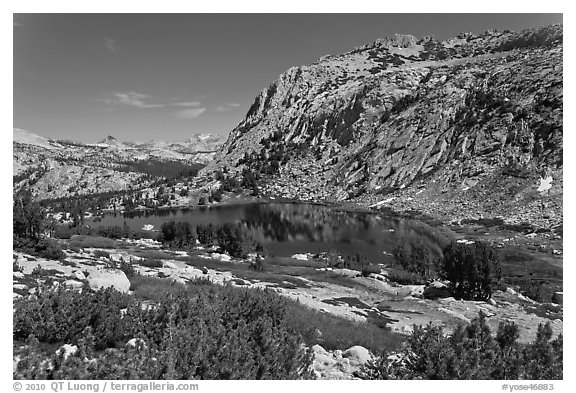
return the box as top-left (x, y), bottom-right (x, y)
top-left (361, 264), bottom-right (381, 277)
top-left (440, 241), bottom-right (502, 300)
top-left (159, 221), bottom-right (196, 248)
top-left (13, 286), bottom-right (131, 350)
top-left (136, 258), bottom-right (163, 268)
top-left (360, 312), bottom-right (562, 380)
top-left (93, 250), bottom-right (111, 259)
top-left (13, 261), bottom-right (23, 272)
top-left (385, 267), bottom-right (427, 285)
top-left (35, 238), bottom-right (66, 260)
top-left (13, 281), bottom-right (314, 380)
top-left (392, 239), bottom-right (436, 280)
top-left (249, 256), bottom-right (266, 272)
top-left (118, 259), bottom-right (136, 279)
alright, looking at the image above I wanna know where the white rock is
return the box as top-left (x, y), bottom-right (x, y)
top-left (211, 253), bottom-right (232, 262)
top-left (291, 253), bottom-right (309, 261)
top-left (63, 280), bottom-right (84, 289)
top-left (537, 176), bottom-right (553, 192)
top-left (342, 345), bottom-right (371, 365)
top-left (314, 353), bottom-right (336, 366)
top-left (87, 268), bottom-right (130, 293)
top-left (312, 344), bottom-right (329, 356)
top-left (72, 271), bottom-right (86, 280)
top-left (13, 284), bottom-right (28, 291)
top-left (56, 344), bottom-right (78, 360)
top-left (13, 272), bottom-right (24, 279)
top-left (126, 338), bottom-right (147, 349)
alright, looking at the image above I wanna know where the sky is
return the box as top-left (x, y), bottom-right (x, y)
top-left (13, 13), bottom-right (562, 143)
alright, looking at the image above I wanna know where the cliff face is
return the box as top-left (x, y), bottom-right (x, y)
top-left (204, 25), bottom-right (562, 225)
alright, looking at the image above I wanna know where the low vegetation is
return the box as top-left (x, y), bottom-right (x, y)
top-left (440, 241), bottom-right (502, 300)
top-left (360, 312), bottom-right (562, 380)
top-left (13, 280), bottom-right (314, 380)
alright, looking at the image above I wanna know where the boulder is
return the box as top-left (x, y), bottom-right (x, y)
top-left (312, 344), bottom-right (329, 356)
top-left (314, 353), bottom-right (336, 366)
top-left (423, 281), bottom-right (452, 299)
top-left (13, 284), bottom-right (28, 291)
top-left (56, 344), bottom-right (78, 360)
top-left (87, 268), bottom-right (130, 293)
top-left (63, 279), bottom-right (84, 289)
top-left (342, 345), bottom-right (371, 365)
top-left (291, 253), bottom-right (309, 261)
top-left (13, 272), bottom-right (24, 279)
top-left (72, 271), bottom-right (86, 280)
top-left (163, 261), bottom-right (179, 269)
top-left (126, 338), bottom-right (147, 349)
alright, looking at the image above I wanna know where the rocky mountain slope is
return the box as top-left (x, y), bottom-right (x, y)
top-left (204, 25), bottom-right (563, 228)
top-left (13, 130), bottom-right (226, 200)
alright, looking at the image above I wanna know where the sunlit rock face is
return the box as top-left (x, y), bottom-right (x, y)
top-left (204, 25), bottom-right (562, 224)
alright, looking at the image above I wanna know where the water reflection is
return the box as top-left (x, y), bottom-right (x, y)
top-left (94, 203), bottom-right (448, 261)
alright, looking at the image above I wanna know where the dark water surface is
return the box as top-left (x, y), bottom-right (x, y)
top-left (94, 203), bottom-right (449, 262)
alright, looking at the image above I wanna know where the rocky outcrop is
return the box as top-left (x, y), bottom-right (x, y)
top-left (203, 25), bottom-right (563, 225)
top-left (312, 344), bottom-right (373, 379)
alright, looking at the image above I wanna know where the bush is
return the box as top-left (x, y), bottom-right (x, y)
top-left (136, 258), bottom-right (163, 268)
top-left (440, 241), bottom-right (502, 300)
top-left (385, 267), bottom-right (427, 285)
top-left (159, 221), bottom-right (196, 248)
top-left (35, 238), bottom-right (66, 260)
top-left (93, 250), bottom-right (111, 259)
top-left (118, 259), bottom-right (136, 279)
top-left (13, 281), bottom-right (314, 380)
top-left (392, 239), bottom-right (436, 280)
top-left (361, 264), bottom-right (381, 277)
top-left (249, 256), bottom-right (266, 272)
top-left (360, 312), bottom-right (562, 380)
top-left (13, 259), bottom-right (23, 273)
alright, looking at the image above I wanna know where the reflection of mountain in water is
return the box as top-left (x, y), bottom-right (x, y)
top-left (96, 203), bottom-right (448, 259)
top-left (239, 203), bottom-right (447, 257)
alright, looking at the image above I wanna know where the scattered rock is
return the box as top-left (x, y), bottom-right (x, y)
top-left (86, 268), bottom-right (130, 293)
top-left (13, 284), bottom-right (28, 291)
top-left (423, 281), bottom-right (452, 299)
top-left (126, 338), bottom-right (147, 349)
top-left (72, 271), bottom-right (86, 280)
top-left (63, 279), bottom-right (84, 289)
top-left (56, 344), bottom-right (78, 360)
top-left (342, 345), bottom-right (371, 365)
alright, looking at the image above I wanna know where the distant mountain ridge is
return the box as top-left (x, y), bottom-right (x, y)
top-left (13, 129), bottom-right (227, 200)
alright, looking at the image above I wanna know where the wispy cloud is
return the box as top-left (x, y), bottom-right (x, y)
top-left (102, 92), bottom-right (165, 108)
top-left (104, 37), bottom-right (116, 53)
top-left (173, 101), bottom-right (203, 107)
top-left (173, 108), bottom-right (206, 119)
top-left (100, 92), bottom-right (208, 118)
top-left (215, 102), bottom-right (241, 112)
